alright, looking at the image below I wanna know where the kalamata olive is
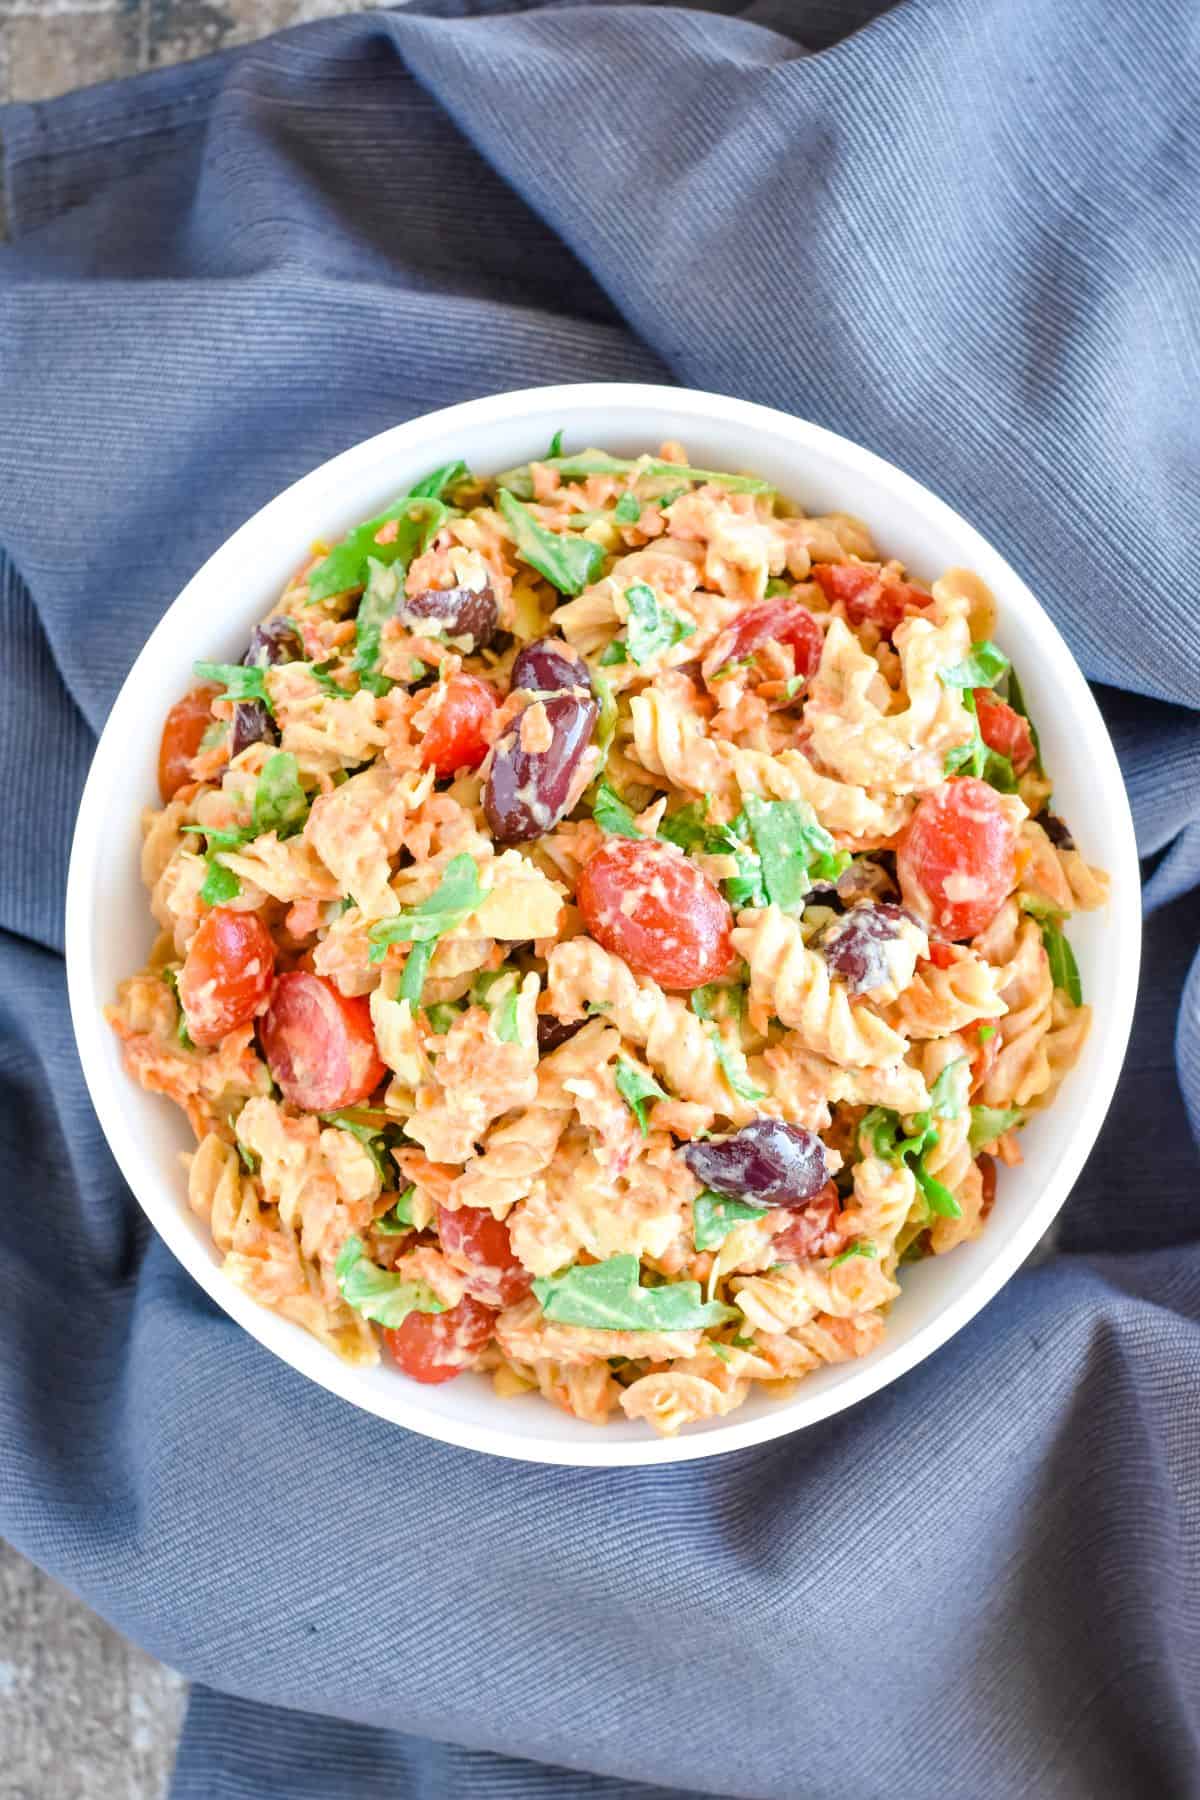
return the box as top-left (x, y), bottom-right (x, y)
top-left (484, 692), bottom-right (598, 844)
top-left (400, 582), bottom-right (498, 652)
top-left (818, 903), bottom-right (912, 995)
top-left (537, 1014), bottom-right (585, 1054)
top-left (681, 1120), bottom-right (829, 1210)
top-left (244, 618), bottom-right (304, 667)
top-left (509, 637), bottom-right (592, 697)
top-left (230, 698), bottom-right (276, 757)
top-left (1042, 813), bottom-right (1075, 850)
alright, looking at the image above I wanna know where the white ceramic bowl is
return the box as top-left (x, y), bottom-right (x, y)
top-left (65, 383), bottom-right (1140, 1466)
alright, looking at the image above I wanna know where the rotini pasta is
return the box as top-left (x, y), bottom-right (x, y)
top-left (110, 439), bottom-right (1104, 1433)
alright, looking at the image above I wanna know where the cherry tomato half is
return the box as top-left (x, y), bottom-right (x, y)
top-left (383, 1293), bottom-right (497, 1384)
top-left (437, 1204), bottom-right (533, 1307)
top-left (259, 971), bottom-right (385, 1111)
top-left (973, 689), bottom-right (1036, 775)
top-left (721, 598), bottom-right (824, 679)
top-left (577, 838), bottom-right (735, 990)
top-left (897, 777), bottom-right (1017, 940)
top-left (178, 907), bottom-right (275, 1047)
top-left (158, 684), bottom-right (220, 802)
top-left (420, 673), bottom-right (498, 777)
top-left (977, 1153), bottom-right (998, 1218)
top-left (770, 1181), bottom-right (847, 1261)
top-left (811, 562), bottom-right (930, 635)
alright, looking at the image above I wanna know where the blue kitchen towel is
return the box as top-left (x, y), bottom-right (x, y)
top-left (2, 3), bottom-right (1199, 1796)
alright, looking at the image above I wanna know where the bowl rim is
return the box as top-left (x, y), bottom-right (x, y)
top-left (65, 381), bottom-right (1141, 1467)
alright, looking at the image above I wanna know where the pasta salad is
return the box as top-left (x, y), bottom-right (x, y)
top-left (109, 440), bottom-right (1107, 1436)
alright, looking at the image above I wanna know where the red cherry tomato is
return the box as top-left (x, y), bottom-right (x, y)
top-left (158, 684), bottom-right (220, 801)
top-left (722, 598), bottom-right (824, 678)
top-left (811, 562), bottom-right (930, 635)
top-left (977, 1153), bottom-right (998, 1218)
top-left (420, 673), bottom-right (498, 777)
top-left (897, 777), bottom-right (1018, 940)
top-left (383, 1293), bottom-right (497, 1384)
top-left (259, 971), bottom-right (385, 1111)
top-left (770, 1181), bottom-right (847, 1261)
top-left (923, 939), bottom-right (957, 970)
top-left (436, 1204), bottom-right (533, 1307)
top-left (577, 838), bottom-right (735, 990)
top-left (973, 689), bottom-right (1036, 775)
top-left (178, 907), bottom-right (275, 1047)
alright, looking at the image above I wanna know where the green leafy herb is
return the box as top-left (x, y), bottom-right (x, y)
top-left (784, 675), bottom-right (804, 699)
top-left (977, 1023), bottom-right (997, 1043)
top-left (585, 999), bottom-right (611, 1015)
top-left (860, 1106), bottom-right (961, 1219)
top-left (161, 966), bottom-right (195, 1050)
top-left (765, 577), bottom-right (792, 598)
top-left (367, 853), bottom-right (484, 964)
top-left (399, 940), bottom-right (436, 1004)
top-left (592, 669), bottom-right (618, 771)
top-left (408, 460), bottom-right (470, 501)
top-left (353, 558), bottom-right (401, 693)
top-left (1038, 915), bottom-right (1083, 1005)
top-left (944, 689), bottom-right (1018, 791)
top-left (308, 495), bottom-right (449, 602)
top-left (928, 1056), bottom-right (970, 1121)
top-left (497, 488), bottom-right (605, 596)
top-left (192, 661), bottom-right (274, 715)
top-left (614, 1057), bottom-right (669, 1135)
top-left (740, 793), bottom-right (847, 912)
top-left (613, 492), bottom-right (642, 525)
top-left (375, 1185), bottom-right (419, 1234)
top-left (658, 797), bottom-right (726, 856)
top-left (940, 640), bottom-right (1010, 689)
top-left (1005, 666), bottom-right (1043, 771)
top-left (690, 988), bottom-right (764, 1103)
top-left (545, 429), bottom-right (564, 460)
top-left (235, 1138), bottom-right (260, 1176)
top-left (485, 978), bottom-right (523, 1046)
top-left (251, 751), bottom-right (309, 840)
top-left (912, 1162), bottom-right (960, 1218)
top-left (624, 581), bottom-right (696, 664)
top-left (200, 859), bottom-right (241, 906)
top-left (321, 1110), bottom-right (397, 1185)
top-left (598, 639), bottom-right (629, 666)
top-left (410, 659), bottom-right (429, 681)
top-left (334, 1235), bottom-right (446, 1327)
top-left (692, 1191), bottom-right (768, 1252)
top-left (709, 657), bottom-right (753, 683)
top-left (830, 1241), bottom-right (877, 1268)
top-left (531, 1253), bottom-right (739, 1331)
top-left (495, 452), bottom-right (772, 501)
top-left (424, 1002), bottom-right (461, 1036)
top-left (591, 779), bottom-right (642, 839)
top-left (1019, 893), bottom-right (1058, 922)
top-left (968, 1105), bottom-right (1024, 1151)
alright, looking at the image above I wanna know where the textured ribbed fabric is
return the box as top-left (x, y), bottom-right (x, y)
top-left (2, 5), bottom-right (1198, 1797)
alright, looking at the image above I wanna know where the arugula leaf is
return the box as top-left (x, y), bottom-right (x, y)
top-left (977, 1023), bottom-right (997, 1043)
top-left (308, 495), bottom-right (449, 602)
top-left (531, 1253), bottom-right (740, 1331)
top-left (784, 675), bottom-right (804, 700)
top-left (944, 689), bottom-right (1018, 791)
top-left (480, 976), bottom-right (523, 1045)
top-left (193, 661), bottom-right (274, 715)
top-left (969, 1105), bottom-right (1023, 1151)
top-left (929, 1056), bottom-right (970, 1121)
top-left (940, 640), bottom-right (1010, 689)
top-left (399, 939), bottom-right (435, 1004)
top-left (1038, 916), bottom-right (1083, 1005)
top-left (830, 1241), bottom-right (877, 1267)
top-left (912, 1162), bottom-right (961, 1218)
top-left (334, 1234), bottom-right (446, 1327)
top-left (591, 779), bottom-right (642, 839)
top-left (693, 1191), bottom-right (768, 1252)
top-left (252, 751), bottom-right (308, 840)
top-left (353, 558), bottom-right (401, 692)
top-left (545, 429), bottom-right (564, 460)
top-left (765, 577), bottom-right (792, 598)
top-left (1005, 665), bottom-right (1043, 771)
top-left (613, 492), bottom-right (642, 525)
top-left (860, 1106), bottom-right (960, 1218)
top-left (161, 966), bottom-right (195, 1050)
top-left (375, 1186), bottom-right (419, 1234)
top-left (367, 853), bottom-right (484, 963)
top-left (624, 581), bottom-right (696, 664)
top-left (322, 1110), bottom-right (395, 1185)
top-left (598, 639), bottom-right (629, 666)
top-left (408, 460), bottom-right (470, 500)
top-left (200, 859), bottom-right (241, 906)
top-left (497, 488), bottom-right (605, 596)
top-left (424, 1002), bottom-right (461, 1036)
top-left (496, 452), bottom-right (772, 501)
top-left (236, 1139), bottom-right (260, 1176)
top-left (592, 669), bottom-right (618, 771)
top-left (658, 798), bottom-right (725, 856)
top-left (689, 988), bottom-right (764, 1103)
top-left (614, 1057), bottom-right (668, 1135)
top-left (740, 793), bottom-right (847, 911)
top-left (304, 659), bottom-right (351, 697)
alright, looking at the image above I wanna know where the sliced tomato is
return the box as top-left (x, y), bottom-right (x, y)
top-left (922, 939), bottom-right (957, 970)
top-left (420, 673), bottom-right (498, 777)
top-left (897, 777), bottom-right (1018, 940)
top-left (259, 971), bottom-right (385, 1111)
top-left (158, 684), bottom-right (220, 801)
top-left (974, 688), bottom-right (1036, 775)
top-left (383, 1294), bottom-right (497, 1384)
top-left (811, 561), bottom-right (930, 635)
top-left (771, 1182), bottom-right (848, 1260)
top-left (577, 838), bottom-right (735, 990)
top-left (718, 598), bottom-right (824, 678)
top-left (178, 907), bottom-right (275, 1047)
top-left (437, 1204), bottom-right (533, 1307)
